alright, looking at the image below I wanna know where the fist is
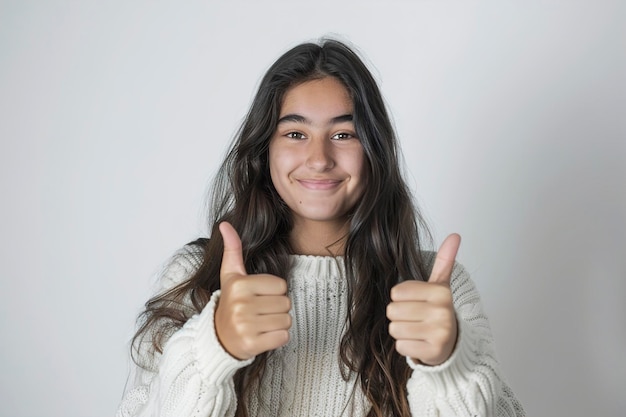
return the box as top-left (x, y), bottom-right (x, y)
top-left (214, 222), bottom-right (292, 360)
top-left (386, 234), bottom-right (461, 366)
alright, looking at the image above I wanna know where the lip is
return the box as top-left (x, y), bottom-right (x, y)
top-left (297, 179), bottom-right (343, 190)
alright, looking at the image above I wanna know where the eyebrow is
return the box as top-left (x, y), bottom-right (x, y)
top-left (277, 113), bottom-right (353, 125)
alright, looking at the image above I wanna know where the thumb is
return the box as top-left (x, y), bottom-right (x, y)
top-left (219, 222), bottom-right (247, 280)
top-left (428, 233), bottom-right (461, 285)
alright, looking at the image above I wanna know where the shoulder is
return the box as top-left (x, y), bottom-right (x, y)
top-left (157, 240), bottom-right (207, 292)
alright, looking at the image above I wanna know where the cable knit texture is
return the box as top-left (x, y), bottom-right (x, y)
top-left (117, 245), bottom-right (525, 417)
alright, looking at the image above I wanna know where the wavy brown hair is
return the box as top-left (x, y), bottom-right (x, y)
top-left (132, 38), bottom-right (432, 416)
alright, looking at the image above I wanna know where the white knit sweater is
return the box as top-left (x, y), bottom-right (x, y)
top-left (117, 246), bottom-right (525, 417)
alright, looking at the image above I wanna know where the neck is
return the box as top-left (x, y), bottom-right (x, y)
top-left (289, 218), bottom-right (350, 256)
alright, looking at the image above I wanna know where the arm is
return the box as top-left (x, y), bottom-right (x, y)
top-left (406, 263), bottom-right (525, 417)
top-left (116, 247), bottom-right (253, 417)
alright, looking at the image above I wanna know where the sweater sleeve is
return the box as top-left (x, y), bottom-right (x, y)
top-left (406, 261), bottom-right (525, 417)
top-left (116, 246), bottom-right (253, 417)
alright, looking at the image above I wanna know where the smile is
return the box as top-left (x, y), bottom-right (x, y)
top-left (297, 179), bottom-right (343, 190)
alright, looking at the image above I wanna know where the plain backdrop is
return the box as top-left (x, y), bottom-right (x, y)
top-left (1, 1), bottom-right (625, 416)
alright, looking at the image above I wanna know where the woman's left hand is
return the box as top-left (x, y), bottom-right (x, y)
top-left (386, 234), bottom-right (461, 366)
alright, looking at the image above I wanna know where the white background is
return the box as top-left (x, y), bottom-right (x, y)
top-left (1, 1), bottom-right (624, 416)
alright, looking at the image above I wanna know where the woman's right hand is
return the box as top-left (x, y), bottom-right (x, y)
top-left (214, 222), bottom-right (292, 360)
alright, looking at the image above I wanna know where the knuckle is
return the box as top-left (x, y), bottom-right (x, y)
top-left (432, 285), bottom-right (449, 300)
top-left (386, 303), bottom-right (396, 319)
top-left (388, 322), bottom-right (399, 338)
top-left (433, 327), bottom-right (451, 345)
top-left (277, 279), bottom-right (288, 294)
top-left (431, 305), bottom-right (447, 321)
top-left (435, 306), bottom-right (454, 325)
top-left (230, 300), bottom-right (248, 318)
top-left (279, 330), bottom-right (290, 345)
top-left (282, 296), bottom-right (292, 312)
top-left (240, 336), bottom-right (256, 355)
top-left (229, 277), bottom-right (248, 294)
top-left (431, 344), bottom-right (446, 360)
top-left (390, 286), bottom-right (398, 300)
top-left (232, 319), bottom-right (248, 336)
top-left (395, 340), bottom-right (410, 357)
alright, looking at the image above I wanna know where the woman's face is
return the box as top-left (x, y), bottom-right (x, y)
top-left (269, 77), bottom-right (365, 229)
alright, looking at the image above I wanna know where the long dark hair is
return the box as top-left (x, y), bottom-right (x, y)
top-left (132, 38), bottom-right (431, 417)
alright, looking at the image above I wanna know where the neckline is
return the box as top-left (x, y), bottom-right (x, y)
top-left (289, 253), bottom-right (344, 260)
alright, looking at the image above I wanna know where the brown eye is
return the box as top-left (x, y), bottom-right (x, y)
top-left (331, 132), bottom-right (354, 140)
top-left (286, 132), bottom-right (306, 140)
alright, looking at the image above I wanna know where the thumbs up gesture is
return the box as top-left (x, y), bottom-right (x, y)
top-left (214, 222), bottom-right (292, 360)
top-left (386, 234), bottom-right (461, 366)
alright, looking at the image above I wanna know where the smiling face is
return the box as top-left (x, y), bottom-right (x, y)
top-left (269, 77), bottom-right (366, 237)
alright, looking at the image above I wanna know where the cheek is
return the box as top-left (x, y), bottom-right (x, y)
top-left (354, 153), bottom-right (369, 201)
top-left (270, 141), bottom-right (303, 171)
top-left (268, 143), bottom-right (291, 190)
top-left (268, 151), bottom-right (280, 191)
top-left (348, 149), bottom-right (366, 184)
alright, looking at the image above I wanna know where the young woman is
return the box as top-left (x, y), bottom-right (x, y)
top-left (117, 39), bottom-right (525, 417)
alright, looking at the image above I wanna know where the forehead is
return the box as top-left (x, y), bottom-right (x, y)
top-left (280, 77), bottom-right (353, 117)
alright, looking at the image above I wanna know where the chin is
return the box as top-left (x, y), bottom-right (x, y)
top-left (294, 209), bottom-right (350, 223)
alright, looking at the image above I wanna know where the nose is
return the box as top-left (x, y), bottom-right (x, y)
top-left (305, 138), bottom-right (335, 171)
